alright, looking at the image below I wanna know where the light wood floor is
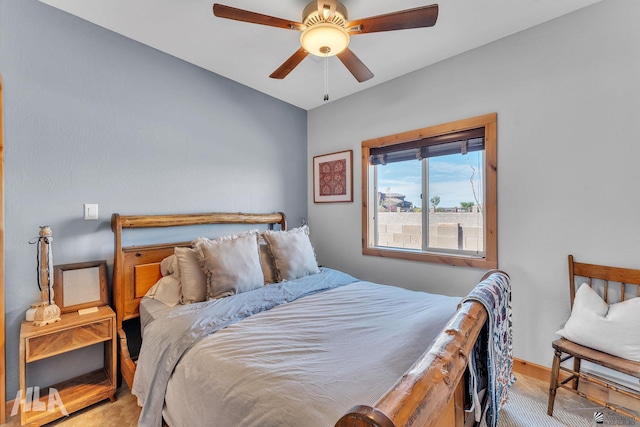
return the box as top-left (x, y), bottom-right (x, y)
top-left (512, 372), bottom-right (592, 412)
top-left (2, 372), bottom-right (608, 427)
top-left (4, 385), bottom-right (140, 427)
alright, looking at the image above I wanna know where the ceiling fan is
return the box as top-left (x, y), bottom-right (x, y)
top-left (212, 1), bottom-right (439, 83)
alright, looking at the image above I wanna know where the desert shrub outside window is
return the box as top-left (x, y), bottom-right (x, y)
top-left (362, 114), bottom-right (497, 269)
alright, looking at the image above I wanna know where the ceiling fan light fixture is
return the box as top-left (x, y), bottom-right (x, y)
top-left (300, 23), bottom-right (350, 57)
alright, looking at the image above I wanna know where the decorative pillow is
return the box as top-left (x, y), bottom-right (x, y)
top-left (259, 239), bottom-right (278, 284)
top-left (557, 283), bottom-right (640, 362)
top-left (146, 276), bottom-right (181, 307)
top-left (174, 247), bottom-right (208, 304)
top-left (262, 225), bottom-right (320, 282)
top-left (194, 232), bottom-right (264, 299)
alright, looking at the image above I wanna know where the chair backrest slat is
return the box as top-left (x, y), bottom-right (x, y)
top-left (568, 256), bottom-right (576, 309)
top-left (568, 255), bottom-right (640, 308)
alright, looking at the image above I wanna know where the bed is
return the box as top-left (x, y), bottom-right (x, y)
top-left (111, 212), bottom-right (512, 427)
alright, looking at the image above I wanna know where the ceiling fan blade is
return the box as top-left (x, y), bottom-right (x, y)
top-left (337, 48), bottom-right (374, 82)
top-left (269, 48), bottom-right (309, 79)
top-left (347, 4), bottom-right (438, 34)
top-left (213, 4), bottom-right (305, 31)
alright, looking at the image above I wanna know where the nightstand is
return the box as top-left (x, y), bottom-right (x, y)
top-left (18, 305), bottom-right (117, 426)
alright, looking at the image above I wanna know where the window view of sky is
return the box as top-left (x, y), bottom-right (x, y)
top-left (377, 152), bottom-right (483, 209)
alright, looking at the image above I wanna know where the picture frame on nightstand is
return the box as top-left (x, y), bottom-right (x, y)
top-left (53, 260), bottom-right (108, 314)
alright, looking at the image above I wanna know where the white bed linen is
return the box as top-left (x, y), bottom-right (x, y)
top-left (139, 297), bottom-right (175, 333)
top-left (162, 281), bottom-right (460, 427)
top-left (135, 268), bottom-right (359, 426)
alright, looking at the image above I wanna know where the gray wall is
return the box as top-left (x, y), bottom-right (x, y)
top-left (308, 0), bottom-right (640, 383)
top-left (0, 0), bottom-right (307, 396)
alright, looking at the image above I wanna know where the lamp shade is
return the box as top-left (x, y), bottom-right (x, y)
top-left (300, 23), bottom-right (350, 57)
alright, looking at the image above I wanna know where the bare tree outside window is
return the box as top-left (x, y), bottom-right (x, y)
top-left (430, 196), bottom-right (440, 212)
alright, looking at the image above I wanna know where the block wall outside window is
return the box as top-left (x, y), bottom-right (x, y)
top-left (376, 212), bottom-right (484, 252)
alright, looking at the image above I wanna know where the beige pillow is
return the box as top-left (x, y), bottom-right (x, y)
top-left (262, 225), bottom-right (320, 281)
top-left (146, 276), bottom-right (182, 307)
top-left (194, 232), bottom-right (264, 299)
top-left (160, 254), bottom-right (180, 278)
top-left (174, 247), bottom-right (208, 304)
top-left (259, 239), bottom-right (278, 284)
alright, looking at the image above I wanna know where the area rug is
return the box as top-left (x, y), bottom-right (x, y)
top-left (480, 390), bottom-right (593, 427)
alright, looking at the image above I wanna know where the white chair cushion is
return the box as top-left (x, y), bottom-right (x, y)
top-left (557, 283), bottom-right (640, 362)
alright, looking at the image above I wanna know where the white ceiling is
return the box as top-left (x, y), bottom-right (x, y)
top-left (39, 0), bottom-right (601, 110)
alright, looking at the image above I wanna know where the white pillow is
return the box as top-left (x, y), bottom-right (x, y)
top-left (174, 247), bottom-right (208, 304)
top-left (194, 232), bottom-right (264, 299)
top-left (557, 283), bottom-right (640, 362)
top-left (262, 225), bottom-right (320, 281)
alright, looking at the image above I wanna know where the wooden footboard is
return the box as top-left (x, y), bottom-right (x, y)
top-left (336, 270), bottom-right (507, 427)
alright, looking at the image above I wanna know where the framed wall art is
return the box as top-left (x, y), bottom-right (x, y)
top-left (53, 260), bottom-right (108, 313)
top-left (313, 149), bottom-right (353, 203)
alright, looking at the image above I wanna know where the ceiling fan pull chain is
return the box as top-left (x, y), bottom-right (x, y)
top-left (324, 54), bottom-right (329, 101)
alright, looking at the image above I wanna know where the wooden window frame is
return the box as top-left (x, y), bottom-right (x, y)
top-left (361, 113), bottom-right (497, 269)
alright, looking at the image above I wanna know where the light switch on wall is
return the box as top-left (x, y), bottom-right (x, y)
top-left (84, 204), bottom-right (98, 220)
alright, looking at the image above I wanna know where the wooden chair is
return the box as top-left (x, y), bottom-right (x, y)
top-left (547, 255), bottom-right (640, 421)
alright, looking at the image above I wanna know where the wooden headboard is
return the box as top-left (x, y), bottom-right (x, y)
top-left (111, 212), bottom-right (286, 388)
top-left (111, 212), bottom-right (287, 329)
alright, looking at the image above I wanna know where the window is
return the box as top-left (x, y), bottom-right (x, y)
top-left (362, 114), bottom-right (497, 269)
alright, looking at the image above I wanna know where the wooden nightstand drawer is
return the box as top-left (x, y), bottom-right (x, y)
top-left (25, 318), bottom-right (113, 362)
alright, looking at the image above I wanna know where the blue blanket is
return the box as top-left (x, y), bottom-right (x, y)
top-left (132, 268), bottom-right (358, 427)
top-left (463, 271), bottom-right (514, 427)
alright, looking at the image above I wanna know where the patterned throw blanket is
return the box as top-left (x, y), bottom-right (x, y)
top-left (463, 271), bottom-right (514, 427)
